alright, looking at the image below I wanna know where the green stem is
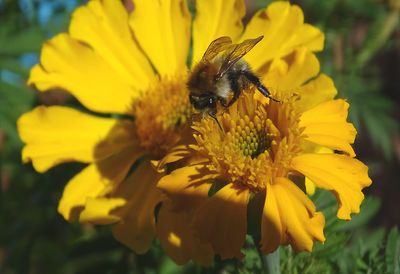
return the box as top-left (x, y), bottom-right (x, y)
top-left (262, 248), bottom-right (281, 274)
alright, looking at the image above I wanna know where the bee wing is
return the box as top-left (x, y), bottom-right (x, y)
top-left (201, 36), bottom-right (233, 62)
top-left (216, 36), bottom-right (264, 80)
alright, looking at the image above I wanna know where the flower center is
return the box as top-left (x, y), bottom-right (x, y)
top-left (231, 116), bottom-right (271, 159)
top-left (132, 74), bottom-right (193, 158)
top-left (192, 90), bottom-right (301, 191)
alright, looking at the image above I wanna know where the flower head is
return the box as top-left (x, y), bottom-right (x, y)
top-left (17, 0), bottom-right (325, 264)
top-left (157, 49), bottom-right (372, 259)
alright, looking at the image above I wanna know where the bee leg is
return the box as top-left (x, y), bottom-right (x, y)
top-left (217, 98), bottom-right (229, 115)
top-left (208, 110), bottom-right (223, 131)
top-left (217, 97), bottom-right (230, 114)
top-left (218, 97), bottom-right (228, 107)
top-left (196, 95), bottom-right (222, 131)
top-left (242, 71), bottom-right (280, 103)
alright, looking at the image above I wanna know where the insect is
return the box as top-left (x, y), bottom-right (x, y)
top-left (187, 36), bottom-right (278, 127)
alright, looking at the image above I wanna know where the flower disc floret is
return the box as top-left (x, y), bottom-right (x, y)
top-left (192, 90), bottom-right (301, 191)
top-left (133, 74), bottom-right (193, 157)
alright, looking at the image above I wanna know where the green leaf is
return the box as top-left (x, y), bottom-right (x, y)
top-left (157, 257), bottom-right (186, 274)
top-left (357, 228), bottom-right (385, 257)
top-left (385, 227), bottom-right (400, 274)
top-left (312, 232), bottom-right (348, 258)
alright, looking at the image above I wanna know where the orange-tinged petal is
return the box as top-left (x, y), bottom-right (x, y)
top-left (192, 0), bottom-right (245, 63)
top-left (242, 2), bottom-right (324, 71)
top-left (79, 197), bottom-right (126, 225)
top-left (58, 145), bottom-right (142, 221)
top-left (112, 161), bottom-right (163, 254)
top-left (29, 34), bottom-right (137, 114)
top-left (300, 100), bottom-right (357, 156)
top-left (157, 201), bottom-right (214, 266)
top-left (193, 183), bottom-right (249, 259)
top-left (291, 154), bottom-right (372, 220)
top-left (18, 106), bottom-right (136, 172)
top-left (130, 0), bottom-right (191, 75)
top-left (261, 178), bottom-right (325, 252)
top-left (157, 164), bottom-right (215, 211)
top-left (69, 0), bottom-right (155, 89)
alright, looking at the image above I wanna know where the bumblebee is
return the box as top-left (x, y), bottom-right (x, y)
top-left (187, 36), bottom-right (276, 126)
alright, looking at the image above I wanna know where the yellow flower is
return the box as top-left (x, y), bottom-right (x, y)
top-left (17, 0), bottom-right (324, 264)
top-left (157, 49), bottom-right (372, 259)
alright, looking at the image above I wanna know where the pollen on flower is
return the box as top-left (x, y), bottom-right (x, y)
top-left (192, 89), bottom-right (302, 192)
top-left (132, 74), bottom-right (193, 158)
top-left (230, 116), bottom-right (274, 158)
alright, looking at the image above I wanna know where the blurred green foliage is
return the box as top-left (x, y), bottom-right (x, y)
top-left (0, 0), bottom-right (399, 273)
top-left (298, 0), bottom-right (399, 160)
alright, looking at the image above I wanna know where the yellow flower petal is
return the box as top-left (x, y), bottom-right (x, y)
top-left (260, 182), bottom-right (283, 253)
top-left (79, 197), bottom-right (126, 225)
top-left (304, 147), bottom-right (333, 195)
top-left (305, 177), bottom-right (316, 195)
top-left (58, 145), bottom-right (142, 221)
top-left (192, 0), bottom-right (245, 62)
top-left (242, 2), bottom-right (324, 71)
top-left (193, 183), bottom-right (249, 259)
top-left (69, 0), bottom-right (155, 89)
top-left (300, 100), bottom-right (357, 156)
top-left (152, 144), bottom-right (194, 172)
top-left (130, 0), bottom-right (191, 75)
top-left (29, 34), bottom-right (138, 114)
top-left (112, 161), bottom-right (163, 254)
top-left (263, 49), bottom-right (320, 91)
top-left (291, 154), bottom-right (372, 220)
top-left (261, 177), bottom-right (325, 252)
top-left (18, 106), bottom-right (136, 172)
top-left (295, 74), bottom-right (337, 112)
top-left (157, 164), bottom-right (215, 211)
top-left (156, 200), bottom-right (214, 266)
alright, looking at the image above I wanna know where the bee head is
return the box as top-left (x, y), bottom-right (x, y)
top-left (189, 94), bottom-right (217, 111)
